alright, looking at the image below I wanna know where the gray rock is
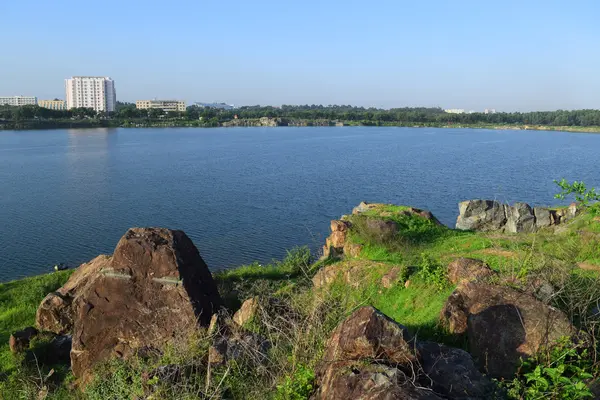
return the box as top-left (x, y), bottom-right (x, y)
top-left (456, 200), bottom-right (507, 231)
top-left (533, 207), bottom-right (552, 228)
top-left (506, 202), bottom-right (536, 233)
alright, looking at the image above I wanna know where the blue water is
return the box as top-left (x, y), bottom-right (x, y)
top-left (1, 126), bottom-right (598, 281)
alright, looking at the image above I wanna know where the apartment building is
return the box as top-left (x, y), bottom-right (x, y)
top-left (0, 96), bottom-right (38, 106)
top-left (65, 77), bottom-right (116, 112)
top-left (136, 100), bottom-right (186, 112)
top-left (38, 99), bottom-right (67, 110)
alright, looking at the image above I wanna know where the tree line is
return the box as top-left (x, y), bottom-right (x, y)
top-left (2, 103), bottom-right (600, 127)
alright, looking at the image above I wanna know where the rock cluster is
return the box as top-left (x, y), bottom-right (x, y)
top-left (34, 227), bottom-right (222, 382)
top-left (440, 281), bottom-right (573, 378)
top-left (456, 200), bottom-right (578, 233)
top-left (312, 306), bottom-right (494, 399)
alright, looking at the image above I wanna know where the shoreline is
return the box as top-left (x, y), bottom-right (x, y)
top-left (1, 120), bottom-right (600, 133)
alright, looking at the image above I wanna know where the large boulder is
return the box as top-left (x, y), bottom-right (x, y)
top-left (418, 341), bottom-right (494, 399)
top-left (447, 258), bottom-right (496, 285)
top-left (506, 202), bottom-right (536, 233)
top-left (456, 200), bottom-right (507, 231)
top-left (36, 228), bottom-right (222, 382)
top-left (313, 362), bottom-right (443, 400)
top-left (321, 306), bottom-right (418, 365)
top-left (440, 282), bottom-right (573, 378)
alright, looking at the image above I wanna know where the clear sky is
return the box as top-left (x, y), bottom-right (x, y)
top-left (1, 0), bottom-right (599, 111)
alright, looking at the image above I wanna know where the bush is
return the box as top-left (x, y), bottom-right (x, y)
top-left (418, 253), bottom-right (448, 290)
top-left (274, 364), bottom-right (315, 400)
top-left (503, 338), bottom-right (596, 399)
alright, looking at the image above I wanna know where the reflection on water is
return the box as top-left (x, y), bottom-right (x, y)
top-left (1, 126), bottom-right (600, 281)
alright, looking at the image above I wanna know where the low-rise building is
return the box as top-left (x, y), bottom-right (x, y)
top-left (136, 100), bottom-right (186, 112)
top-left (0, 96), bottom-right (38, 106)
top-left (38, 99), bottom-right (67, 110)
top-left (444, 108), bottom-right (466, 114)
top-left (484, 109), bottom-right (496, 114)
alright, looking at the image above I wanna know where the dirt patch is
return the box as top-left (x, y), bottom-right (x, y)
top-left (577, 262), bottom-right (600, 272)
top-left (477, 248), bottom-right (518, 258)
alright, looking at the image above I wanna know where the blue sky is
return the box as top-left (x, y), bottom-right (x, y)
top-left (1, 0), bottom-right (598, 111)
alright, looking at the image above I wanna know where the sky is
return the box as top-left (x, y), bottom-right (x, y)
top-left (1, 0), bottom-right (599, 111)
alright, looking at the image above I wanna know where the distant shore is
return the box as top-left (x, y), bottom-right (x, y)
top-left (1, 118), bottom-right (600, 133)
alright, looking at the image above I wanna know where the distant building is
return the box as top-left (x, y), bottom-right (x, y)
top-left (136, 100), bottom-right (186, 112)
top-left (484, 109), bottom-right (496, 114)
top-left (194, 102), bottom-right (235, 110)
top-left (38, 99), bottom-right (67, 110)
top-left (65, 76), bottom-right (116, 112)
top-left (0, 96), bottom-right (37, 106)
top-left (444, 109), bottom-right (466, 114)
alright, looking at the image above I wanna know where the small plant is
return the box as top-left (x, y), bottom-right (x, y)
top-left (503, 337), bottom-right (596, 399)
top-left (554, 179), bottom-right (600, 206)
top-left (274, 364), bottom-right (315, 400)
top-left (418, 253), bottom-right (448, 290)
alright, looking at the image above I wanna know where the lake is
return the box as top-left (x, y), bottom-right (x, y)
top-left (1, 126), bottom-right (598, 282)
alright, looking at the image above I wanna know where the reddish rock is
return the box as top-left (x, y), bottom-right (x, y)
top-left (330, 220), bottom-right (350, 233)
top-left (9, 327), bottom-right (38, 354)
top-left (328, 230), bottom-right (348, 249)
top-left (233, 297), bottom-right (259, 327)
top-left (440, 282), bottom-right (573, 378)
top-left (37, 228), bottom-right (222, 383)
top-left (381, 267), bottom-right (402, 289)
top-left (343, 242), bottom-right (362, 258)
top-left (321, 306), bottom-right (418, 365)
top-left (447, 258), bottom-right (496, 285)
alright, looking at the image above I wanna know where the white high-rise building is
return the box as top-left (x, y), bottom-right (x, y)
top-left (65, 76), bottom-right (116, 112)
top-left (0, 96), bottom-right (37, 106)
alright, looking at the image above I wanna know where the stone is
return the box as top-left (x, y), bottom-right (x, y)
top-left (506, 202), bottom-right (536, 233)
top-left (36, 255), bottom-right (110, 334)
top-left (404, 280), bottom-right (411, 288)
top-left (26, 334), bottom-right (73, 365)
top-left (533, 207), bottom-right (553, 228)
top-left (343, 242), bottom-right (362, 258)
top-left (328, 231), bottom-right (347, 249)
top-left (568, 203), bottom-right (579, 219)
top-left (9, 327), bottom-right (38, 354)
top-left (321, 306), bottom-right (418, 365)
top-left (209, 331), bottom-right (270, 366)
top-left (233, 297), bottom-right (259, 327)
top-left (456, 200), bottom-right (507, 231)
top-left (418, 341), bottom-right (494, 399)
top-left (38, 228), bottom-right (222, 382)
top-left (313, 362), bottom-right (443, 400)
top-left (352, 201), bottom-right (381, 215)
top-left (381, 267), bottom-right (402, 289)
top-left (330, 220), bottom-right (350, 232)
top-left (440, 282), bottom-right (573, 378)
top-left (364, 218), bottom-right (398, 240)
top-left (447, 258), bottom-right (496, 285)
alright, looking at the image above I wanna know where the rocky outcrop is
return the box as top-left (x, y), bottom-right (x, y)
top-left (233, 297), bottom-right (259, 327)
top-left (313, 306), bottom-right (494, 399)
top-left (440, 281), bottom-right (574, 378)
top-left (322, 220), bottom-right (351, 258)
top-left (36, 227), bottom-right (222, 382)
top-left (447, 258), bottom-right (496, 285)
top-left (456, 200), bottom-right (578, 233)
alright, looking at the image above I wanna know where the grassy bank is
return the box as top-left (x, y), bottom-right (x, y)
top-left (2, 204), bottom-right (600, 398)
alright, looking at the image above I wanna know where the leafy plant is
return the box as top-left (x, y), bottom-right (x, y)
top-left (554, 179), bottom-right (600, 206)
top-left (418, 253), bottom-right (448, 290)
top-left (274, 364), bottom-right (315, 400)
top-left (503, 337), bottom-right (595, 399)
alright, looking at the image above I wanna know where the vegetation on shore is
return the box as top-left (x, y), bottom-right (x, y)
top-left (3, 103), bottom-right (600, 132)
top-left (2, 182), bottom-right (600, 398)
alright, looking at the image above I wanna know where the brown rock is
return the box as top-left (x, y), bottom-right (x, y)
top-left (440, 282), bottom-right (573, 378)
top-left (330, 220), bottom-right (350, 232)
top-left (343, 242), bottom-right (362, 258)
top-left (209, 331), bottom-right (270, 366)
top-left (364, 218), bottom-right (398, 240)
top-left (38, 228), bottom-right (222, 382)
top-left (322, 306), bottom-right (418, 365)
top-left (9, 327), bottom-right (38, 353)
top-left (36, 255), bottom-right (109, 334)
top-left (329, 230), bottom-right (348, 249)
top-left (447, 258), bottom-right (496, 285)
top-left (381, 267), bottom-right (402, 289)
top-left (233, 297), bottom-right (259, 327)
top-left (313, 362), bottom-right (443, 400)
top-left (404, 280), bottom-right (411, 288)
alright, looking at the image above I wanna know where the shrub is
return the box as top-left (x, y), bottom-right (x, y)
top-left (274, 364), bottom-right (315, 400)
top-left (418, 253), bottom-right (448, 290)
top-left (554, 179), bottom-right (600, 206)
top-left (503, 337), bottom-right (596, 399)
